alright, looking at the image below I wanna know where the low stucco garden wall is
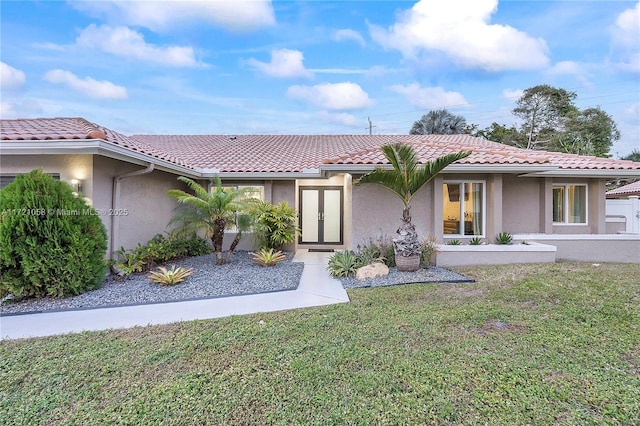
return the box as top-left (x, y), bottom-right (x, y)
top-left (514, 234), bottom-right (640, 264)
top-left (435, 242), bottom-right (557, 267)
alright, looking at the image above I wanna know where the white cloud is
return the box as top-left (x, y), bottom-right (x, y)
top-left (547, 61), bottom-right (592, 85)
top-left (0, 99), bottom-right (43, 118)
top-left (369, 0), bottom-right (549, 71)
top-left (502, 88), bottom-right (523, 101)
top-left (44, 69), bottom-right (128, 100)
top-left (389, 84), bottom-right (468, 108)
top-left (70, 0), bottom-right (275, 33)
top-left (286, 82), bottom-right (373, 110)
top-left (333, 29), bottom-right (366, 46)
top-left (610, 1), bottom-right (640, 72)
top-left (317, 111), bottom-right (359, 126)
top-left (246, 49), bottom-right (314, 78)
top-left (1, 62), bottom-right (26, 91)
top-left (76, 24), bottom-right (200, 67)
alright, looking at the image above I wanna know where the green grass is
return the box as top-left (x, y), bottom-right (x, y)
top-left (1, 262), bottom-right (639, 425)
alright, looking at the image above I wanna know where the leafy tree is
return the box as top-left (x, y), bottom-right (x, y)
top-left (410, 109), bottom-right (467, 135)
top-left (0, 169), bottom-right (107, 298)
top-left (550, 107), bottom-right (620, 157)
top-left (512, 84), bottom-right (578, 149)
top-left (474, 122), bottom-right (528, 148)
top-left (621, 149), bottom-right (640, 162)
top-left (355, 143), bottom-right (470, 270)
top-left (168, 176), bottom-right (255, 265)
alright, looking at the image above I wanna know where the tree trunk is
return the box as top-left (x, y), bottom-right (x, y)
top-left (212, 218), bottom-right (226, 265)
top-left (393, 206), bottom-right (421, 258)
top-left (225, 230), bottom-right (242, 263)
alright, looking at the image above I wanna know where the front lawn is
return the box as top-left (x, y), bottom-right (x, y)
top-left (1, 262), bottom-right (638, 425)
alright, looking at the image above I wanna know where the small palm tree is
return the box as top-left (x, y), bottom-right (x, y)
top-left (355, 143), bottom-right (470, 270)
top-left (168, 176), bottom-right (255, 265)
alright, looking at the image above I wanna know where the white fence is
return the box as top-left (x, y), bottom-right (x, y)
top-left (606, 196), bottom-right (640, 234)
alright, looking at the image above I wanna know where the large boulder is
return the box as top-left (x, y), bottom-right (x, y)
top-left (356, 262), bottom-right (389, 281)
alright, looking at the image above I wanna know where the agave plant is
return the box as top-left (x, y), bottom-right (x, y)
top-left (147, 265), bottom-right (194, 286)
top-left (251, 248), bottom-right (286, 266)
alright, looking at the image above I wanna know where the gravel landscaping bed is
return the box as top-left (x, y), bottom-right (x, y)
top-left (340, 266), bottom-right (474, 289)
top-left (1, 251), bottom-right (303, 315)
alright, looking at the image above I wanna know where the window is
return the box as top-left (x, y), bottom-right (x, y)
top-left (219, 184), bottom-right (265, 231)
top-left (1, 173), bottom-right (60, 189)
top-left (443, 181), bottom-right (485, 236)
top-left (553, 184), bottom-right (587, 224)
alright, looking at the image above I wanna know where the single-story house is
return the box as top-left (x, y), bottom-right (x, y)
top-left (2, 117), bottom-right (639, 264)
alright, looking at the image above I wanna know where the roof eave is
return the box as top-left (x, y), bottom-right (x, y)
top-left (0, 139), bottom-right (200, 178)
top-left (319, 163), bottom-right (559, 174)
top-left (520, 169), bottom-right (640, 178)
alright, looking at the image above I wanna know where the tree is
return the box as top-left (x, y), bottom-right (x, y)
top-left (622, 149), bottom-right (640, 162)
top-left (0, 169), bottom-right (107, 298)
top-left (474, 122), bottom-right (528, 148)
top-left (512, 84), bottom-right (578, 149)
top-left (410, 109), bottom-right (467, 135)
top-left (355, 143), bottom-right (470, 271)
top-left (168, 176), bottom-right (255, 265)
top-left (551, 107), bottom-right (620, 157)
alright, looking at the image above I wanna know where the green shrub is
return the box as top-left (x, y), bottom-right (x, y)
top-left (327, 250), bottom-right (358, 278)
top-left (251, 201), bottom-right (299, 250)
top-left (353, 241), bottom-right (386, 268)
top-left (420, 235), bottom-right (438, 266)
top-left (496, 232), bottom-right (513, 245)
top-left (0, 169), bottom-right (107, 298)
top-left (116, 234), bottom-right (211, 275)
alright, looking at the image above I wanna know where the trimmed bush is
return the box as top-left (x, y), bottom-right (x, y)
top-left (0, 169), bottom-right (108, 298)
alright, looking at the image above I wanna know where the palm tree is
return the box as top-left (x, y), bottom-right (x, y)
top-left (355, 143), bottom-right (470, 271)
top-left (410, 109), bottom-right (467, 135)
top-left (168, 176), bottom-right (255, 265)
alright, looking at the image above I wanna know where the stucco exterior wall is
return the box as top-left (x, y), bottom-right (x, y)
top-left (0, 154), bottom-right (94, 203)
top-left (93, 157), bottom-right (183, 256)
top-left (502, 175), bottom-right (541, 233)
top-left (351, 179), bottom-right (433, 248)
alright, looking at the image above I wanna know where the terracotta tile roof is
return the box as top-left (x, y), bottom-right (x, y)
top-left (0, 118), bottom-right (191, 168)
top-left (2, 118), bottom-right (639, 174)
top-left (606, 180), bottom-right (640, 197)
top-left (131, 134), bottom-right (432, 173)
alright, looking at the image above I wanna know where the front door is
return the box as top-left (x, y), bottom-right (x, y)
top-left (299, 187), bottom-right (343, 244)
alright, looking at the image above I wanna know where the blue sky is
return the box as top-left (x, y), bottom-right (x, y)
top-left (1, 0), bottom-right (639, 156)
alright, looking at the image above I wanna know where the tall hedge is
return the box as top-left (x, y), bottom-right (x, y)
top-left (0, 169), bottom-right (108, 298)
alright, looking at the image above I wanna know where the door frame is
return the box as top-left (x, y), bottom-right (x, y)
top-left (298, 186), bottom-right (344, 245)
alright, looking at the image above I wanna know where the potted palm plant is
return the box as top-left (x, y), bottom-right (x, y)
top-left (355, 143), bottom-right (470, 271)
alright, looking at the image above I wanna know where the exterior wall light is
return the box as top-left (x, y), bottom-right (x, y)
top-left (70, 179), bottom-right (83, 196)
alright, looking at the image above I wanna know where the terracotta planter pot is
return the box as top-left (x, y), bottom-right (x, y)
top-left (395, 254), bottom-right (420, 272)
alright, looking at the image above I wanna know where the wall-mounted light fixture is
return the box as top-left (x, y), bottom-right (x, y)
top-left (70, 179), bottom-right (83, 196)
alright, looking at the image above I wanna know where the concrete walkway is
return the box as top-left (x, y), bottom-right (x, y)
top-left (0, 250), bottom-right (349, 340)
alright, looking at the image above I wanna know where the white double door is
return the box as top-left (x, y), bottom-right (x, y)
top-left (299, 187), bottom-right (343, 244)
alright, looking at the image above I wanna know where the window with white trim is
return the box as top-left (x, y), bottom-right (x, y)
top-left (443, 181), bottom-right (485, 236)
top-left (553, 184), bottom-right (587, 224)
top-left (220, 184), bottom-right (264, 231)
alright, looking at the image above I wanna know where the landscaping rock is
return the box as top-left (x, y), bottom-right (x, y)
top-left (356, 262), bottom-right (389, 281)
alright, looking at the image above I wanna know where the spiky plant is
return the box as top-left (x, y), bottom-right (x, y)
top-left (147, 265), bottom-right (193, 286)
top-left (354, 143), bottom-right (470, 262)
top-left (250, 248), bottom-right (286, 267)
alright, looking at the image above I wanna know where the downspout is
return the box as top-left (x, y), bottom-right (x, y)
top-left (111, 163), bottom-right (155, 260)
